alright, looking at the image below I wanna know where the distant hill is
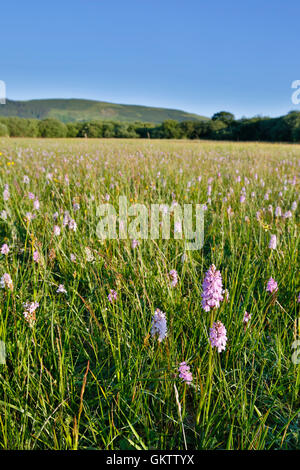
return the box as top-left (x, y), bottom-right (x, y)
top-left (0, 99), bottom-right (208, 124)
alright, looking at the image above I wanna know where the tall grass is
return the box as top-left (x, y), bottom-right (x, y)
top-left (0, 138), bottom-right (299, 449)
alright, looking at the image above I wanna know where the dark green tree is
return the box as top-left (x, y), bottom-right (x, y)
top-left (102, 122), bottom-right (115, 138)
top-left (66, 122), bottom-right (82, 137)
top-left (212, 111), bottom-right (235, 125)
top-left (155, 120), bottom-right (183, 139)
top-left (78, 121), bottom-right (103, 138)
top-left (38, 118), bottom-right (67, 138)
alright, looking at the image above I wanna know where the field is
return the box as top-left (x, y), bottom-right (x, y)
top-left (0, 137), bottom-right (299, 450)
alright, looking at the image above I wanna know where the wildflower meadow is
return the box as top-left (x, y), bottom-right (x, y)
top-left (0, 137), bottom-right (299, 450)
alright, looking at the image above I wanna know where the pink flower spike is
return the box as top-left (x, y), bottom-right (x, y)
top-left (266, 277), bottom-right (278, 294)
top-left (108, 289), bottom-right (117, 303)
top-left (209, 321), bottom-right (227, 353)
top-left (178, 362), bottom-right (193, 385)
top-left (169, 269), bottom-right (178, 287)
top-left (269, 234), bottom-right (277, 250)
top-left (201, 264), bottom-right (224, 312)
top-left (0, 273), bottom-right (13, 291)
top-left (131, 239), bottom-right (139, 249)
top-left (1, 244), bottom-right (9, 255)
top-left (243, 311), bottom-right (251, 325)
top-left (23, 301), bottom-right (39, 327)
top-left (151, 308), bottom-right (167, 342)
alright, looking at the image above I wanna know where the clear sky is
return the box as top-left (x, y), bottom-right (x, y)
top-left (2, 0), bottom-right (300, 118)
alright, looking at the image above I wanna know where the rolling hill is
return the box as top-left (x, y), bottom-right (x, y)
top-left (0, 99), bottom-right (208, 124)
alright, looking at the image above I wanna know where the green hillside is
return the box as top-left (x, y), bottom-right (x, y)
top-left (0, 99), bottom-right (208, 123)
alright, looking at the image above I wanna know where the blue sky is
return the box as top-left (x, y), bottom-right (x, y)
top-left (2, 0), bottom-right (300, 118)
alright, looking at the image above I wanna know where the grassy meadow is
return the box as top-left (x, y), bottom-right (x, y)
top-left (0, 137), bottom-right (299, 450)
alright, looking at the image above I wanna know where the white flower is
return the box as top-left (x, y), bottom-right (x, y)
top-left (0, 273), bottom-right (13, 290)
top-left (151, 309), bottom-right (167, 342)
top-left (269, 234), bottom-right (277, 250)
top-left (57, 284), bottom-right (67, 294)
top-left (85, 247), bottom-right (94, 262)
top-left (53, 225), bottom-right (61, 236)
top-left (68, 219), bottom-right (77, 231)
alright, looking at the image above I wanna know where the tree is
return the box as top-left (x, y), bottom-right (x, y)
top-left (112, 122), bottom-right (138, 138)
top-left (0, 123), bottom-right (8, 136)
top-left (66, 122), bottom-right (82, 137)
top-left (78, 121), bottom-right (103, 138)
top-left (134, 122), bottom-right (155, 138)
top-left (2, 117), bottom-right (39, 137)
top-left (101, 122), bottom-right (115, 138)
top-left (212, 111), bottom-right (235, 125)
top-left (155, 120), bottom-right (183, 139)
top-left (209, 120), bottom-right (227, 133)
top-left (179, 121), bottom-right (196, 139)
top-left (38, 118), bottom-right (67, 138)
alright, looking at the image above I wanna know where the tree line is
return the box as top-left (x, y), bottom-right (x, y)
top-left (0, 111), bottom-right (300, 142)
